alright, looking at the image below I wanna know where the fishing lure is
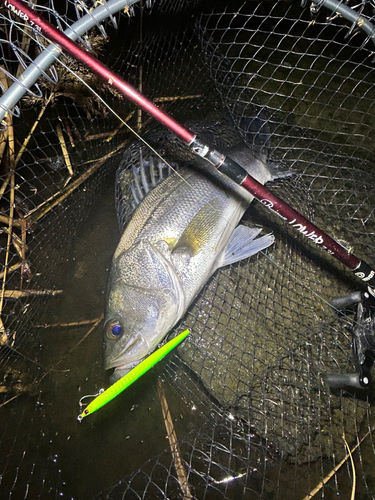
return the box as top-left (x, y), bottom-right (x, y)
top-left (77, 329), bottom-right (190, 421)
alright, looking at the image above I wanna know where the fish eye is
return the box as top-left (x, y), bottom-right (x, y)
top-left (107, 320), bottom-right (123, 339)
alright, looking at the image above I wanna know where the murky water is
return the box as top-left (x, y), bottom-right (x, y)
top-left (25, 176), bottom-right (172, 498)
top-left (0, 173), bottom-right (210, 499)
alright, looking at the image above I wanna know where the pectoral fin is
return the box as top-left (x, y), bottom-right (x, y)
top-left (218, 225), bottom-right (274, 268)
top-left (173, 199), bottom-right (222, 256)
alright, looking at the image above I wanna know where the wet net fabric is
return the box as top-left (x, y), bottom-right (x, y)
top-left (0, 0), bottom-right (375, 498)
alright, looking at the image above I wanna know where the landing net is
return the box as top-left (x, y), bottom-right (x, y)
top-left (0, 0), bottom-right (374, 498)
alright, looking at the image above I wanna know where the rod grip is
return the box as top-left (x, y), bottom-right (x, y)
top-left (326, 373), bottom-right (364, 389)
top-left (330, 291), bottom-right (362, 310)
top-left (353, 260), bottom-right (375, 288)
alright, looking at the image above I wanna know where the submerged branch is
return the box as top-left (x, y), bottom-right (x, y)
top-left (157, 379), bottom-right (194, 500)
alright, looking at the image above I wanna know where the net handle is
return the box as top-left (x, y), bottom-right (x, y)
top-left (1, 0), bottom-right (375, 290)
top-left (0, 0), bottom-right (141, 119)
top-left (306, 0), bottom-right (375, 48)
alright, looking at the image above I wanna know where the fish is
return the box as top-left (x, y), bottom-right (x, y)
top-left (104, 121), bottom-right (288, 381)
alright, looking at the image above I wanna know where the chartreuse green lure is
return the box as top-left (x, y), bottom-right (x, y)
top-left (77, 329), bottom-right (190, 421)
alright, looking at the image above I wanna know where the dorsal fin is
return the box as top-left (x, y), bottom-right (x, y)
top-left (130, 150), bottom-right (173, 209)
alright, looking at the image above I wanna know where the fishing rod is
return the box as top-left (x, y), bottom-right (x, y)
top-left (1, 0), bottom-right (375, 293)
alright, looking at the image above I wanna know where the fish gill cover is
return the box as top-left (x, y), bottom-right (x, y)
top-left (0, 0), bottom-right (374, 498)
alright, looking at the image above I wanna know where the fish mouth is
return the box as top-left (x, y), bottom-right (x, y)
top-left (110, 361), bottom-right (141, 383)
top-left (104, 332), bottom-right (149, 371)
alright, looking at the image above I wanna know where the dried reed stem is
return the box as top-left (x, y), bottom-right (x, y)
top-left (0, 330), bottom-right (8, 346)
top-left (0, 393), bottom-right (20, 408)
top-left (157, 379), bottom-right (194, 500)
top-left (25, 139), bottom-right (128, 224)
top-left (302, 426), bottom-right (374, 500)
top-left (15, 93), bottom-right (55, 165)
top-left (0, 214), bottom-right (23, 227)
top-left (0, 113), bottom-right (16, 336)
top-left (84, 131), bottom-right (117, 141)
top-left (0, 262), bottom-right (22, 279)
top-left (0, 226), bottom-right (26, 251)
top-left (38, 315), bottom-right (104, 384)
top-left (68, 314), bottom-right (104, 354)
top-left (0, 174), bottom-right (10, 202)
top-left (63, 118), bottom-right (75, 148)
top-left (3, 289), bottom-right (62, 299)
top-left (0, 67), bottom-right (10, 167)
top-left (105, 111), bottom-right (135, 142)
top-left (34, 318), bottom-right (100, 328)
top-left (0, 227), bottom-right (27, 270)
top-left (18, 215), bottom-right (28, 280)
top-left (343, 434), bottom-right (356, 500)
top-left (154, 94), bottom-right (202, 103)
top-left (0, 131), bottom-right (9, 165)
top-left (56, 120), bottom-right (74, 176)
top-left (10, 236), bottom-right (23, 261)
top-left (0, 382), bottom-right (34, 394)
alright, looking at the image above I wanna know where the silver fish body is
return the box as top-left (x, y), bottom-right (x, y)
top-left (104, 141), bottom-right (279, 380)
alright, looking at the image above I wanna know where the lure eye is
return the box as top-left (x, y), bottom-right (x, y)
top-left (107, 321), bottom-right (123, 339)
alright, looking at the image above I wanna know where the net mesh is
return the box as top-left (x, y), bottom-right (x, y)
top-left (0, 0), bottom-right (375, 498)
